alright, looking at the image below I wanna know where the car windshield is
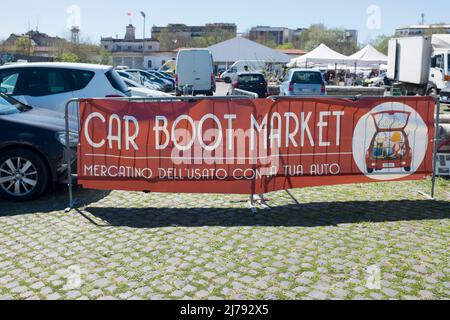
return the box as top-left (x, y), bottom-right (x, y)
top-left (292, 71), bottom-right (323, 84)
top-left (0, 94), bottom-right (30, 115)
top-left (239, 74), bottom-right (265, 84)
top-left (373, 112), bottom-right (410, 130)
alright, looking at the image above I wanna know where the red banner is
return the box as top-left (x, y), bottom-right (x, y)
top-left (77, 97), bottom-right (435, 195)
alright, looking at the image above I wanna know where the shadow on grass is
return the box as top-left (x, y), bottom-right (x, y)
top-left (84, 199), bottom-right (450, 229)
top-left (0, 186), bottom-right (111, 216)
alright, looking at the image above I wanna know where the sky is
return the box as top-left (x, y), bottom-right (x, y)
top-left (1, 0), bottom-right (449, 45)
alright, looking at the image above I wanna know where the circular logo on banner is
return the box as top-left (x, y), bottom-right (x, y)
top-left (352, 102), bottom-right (428, 181)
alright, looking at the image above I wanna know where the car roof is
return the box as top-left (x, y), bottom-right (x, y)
top-left (289, 68), bottom-right (322, 73)
top-left (0, 62), bottom-right (112, 72)
top-left (237, 72), bottom-right (264, 76)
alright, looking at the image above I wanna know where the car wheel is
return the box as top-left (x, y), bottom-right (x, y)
top-left (427, 87), bottom-right (438, 97)
top-left (404, 167), bottom-right (411, 172)
top-left (224, 77), bottom-right (231, 84)
top-left (206, 91), bottom-right (214, 96)
top-left (0, 149), bottom-right (49, 201)
top-left (367, 168), bottom-right (374, 174)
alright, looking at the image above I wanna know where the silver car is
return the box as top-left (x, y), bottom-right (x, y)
top-left (280, 68), bottom-right (327, 96)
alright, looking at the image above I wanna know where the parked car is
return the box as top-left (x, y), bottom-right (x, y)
top-left (125, 69), bottom-right (173, 92)
top-left (175, 49), bottom-right (215, 96)
top-left (232, 72), bottom-right (268, 98)
top-left (440, 83), bottom-right (450, 104)
top-left (117, 70), bottom-right (162, 91)
top-left (0, 92), bottom-right (78, 201)
top-left (280, 68), bottom-right (326, 96)
top-left (146, 70), bottom-right (176, 87)
top-left (221, 60), bottom-right (266, 83)
top-left (365, 71), bottom-right (392, 87)
top-left (0, 62), bottom-right (130, 115)
top-left (121, 77), bottom-right (172, 98)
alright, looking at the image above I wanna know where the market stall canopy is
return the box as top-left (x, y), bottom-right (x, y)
top-left (208, 37), bottom-right (291, 63)
top-left (287, 44), bottom-right (355, 67)
top-left (349, 45), bottom-right (388, 67)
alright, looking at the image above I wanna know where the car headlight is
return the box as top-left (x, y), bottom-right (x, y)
top-left (57, 132), bottom-right (79, 148)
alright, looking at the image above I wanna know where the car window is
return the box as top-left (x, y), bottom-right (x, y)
top-left (67, 69), bottom-right (95, 91)
top-left (16, 68), bottom-right (71, 96)
top-left (0, 69), bottom-right (21, 94)
top-left (239, 74), bottom-right (265, 84)
top-left (105, 69), bottom-right (130, 95)
top-left (448, 54), bottom-right (450, 72)
top-left (292, 71), bottom-right (323, 85)
top-left (0, 94), bottom-right (27, 115)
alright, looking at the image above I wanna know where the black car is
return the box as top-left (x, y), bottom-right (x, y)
top-left (0, 92), bottom-right (77, 201)
top-left (233, 72), bottom-right (268, 98)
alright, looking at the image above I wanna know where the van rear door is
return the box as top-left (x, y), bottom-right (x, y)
top-left (193, 51), bottom-right (212, 92)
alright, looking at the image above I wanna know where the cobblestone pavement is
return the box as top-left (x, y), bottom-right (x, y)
top-left (0, 179), bottom-right (449, 300)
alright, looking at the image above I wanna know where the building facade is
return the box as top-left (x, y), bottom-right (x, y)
top-left (151, 23), bottom-right (237, 40)
top-left (249, 26), bottom-right (358, 46)
top-left (249, 26), bottom-right (307, 46)
top-left (101, 24), bottom-right (175, 69)
top-left (395, 24), bottom-right (450, 37)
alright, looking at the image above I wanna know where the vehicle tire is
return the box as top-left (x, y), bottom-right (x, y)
top-left (367, 168), bottom-right (374, 174)
top-left (427, 87), bottom-right (438, 98)
top-left (404, 167), bottom-right (411, 172)
top-left (0, 148), bottom-right (49, 201)
top-left (206, 91), bottom-right (214, 96)
top-left (224, 77), bottom-right (231, 84)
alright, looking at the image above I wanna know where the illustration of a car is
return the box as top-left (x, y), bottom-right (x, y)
top-left (365, 111), bottom-right (412, 173)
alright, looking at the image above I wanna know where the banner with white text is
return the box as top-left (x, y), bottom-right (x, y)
top-left (77, 97), bottom-right (435, 194)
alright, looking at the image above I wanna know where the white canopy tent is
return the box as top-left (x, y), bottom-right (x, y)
top-left (349, 45), bottom-right (388, 67)
top-left (287, 44), bottom-right (355, 67)
top-left (208, 37), bottom-right (291, 64)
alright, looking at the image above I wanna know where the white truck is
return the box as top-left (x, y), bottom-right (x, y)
top-left (387, 35), bottom-right (450, 96)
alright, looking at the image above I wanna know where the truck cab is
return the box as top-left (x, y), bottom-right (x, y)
top-left (429, 49), bottom-right (450, 95)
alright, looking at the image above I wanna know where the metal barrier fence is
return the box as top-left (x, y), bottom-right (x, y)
top-left (64, 95), bottom-right (442, 212)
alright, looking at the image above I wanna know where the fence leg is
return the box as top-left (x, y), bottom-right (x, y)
top-left (247, 195), bottom-right (258, 213)
top-left (64, 99), bottom-right (75, 213)
top-left (431, 99), bottom-right (442, 200)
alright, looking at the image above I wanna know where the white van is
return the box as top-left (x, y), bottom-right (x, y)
top-left (175, 49), bottom-right (215, 96)
top-left (220, 60), bottom-right (266, 83)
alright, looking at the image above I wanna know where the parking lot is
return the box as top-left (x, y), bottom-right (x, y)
top-left (0, 178), bottom-right (448, 300)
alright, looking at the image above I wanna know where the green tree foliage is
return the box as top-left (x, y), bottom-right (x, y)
top-left (294, 24), bottom-right (358, 55)
top-left (14, 36), bottom-right (34, 56)
top-left (277, 43), bottom-right (295, 50)
top-left (156, 28), bottom-right (235, 51)
top-left (370, 34), bottom-right (393, 55)
top-left (61, 52), bottom-right (80, 62)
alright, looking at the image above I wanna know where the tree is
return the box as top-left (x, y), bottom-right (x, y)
top-left (371, 34), bottom-right (393, 55)
top-left (277, 43), bottom-right (295, 50)
top-left (14, 36), bottom-right (34, 56)
top-left (61, 52), bottom-right (80, 62)
top-left (292, 24), bottom-right (358, 55)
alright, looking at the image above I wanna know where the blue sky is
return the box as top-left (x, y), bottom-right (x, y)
top-left (1, 0), bottom-right (449, 44)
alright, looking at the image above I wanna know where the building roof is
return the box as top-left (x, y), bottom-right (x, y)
top-left (4, 30), bottom-right (66, 47)
top-left (398, 24), bottom-right (450, 29)
top-left (207, 37), bottom-right (291, 63)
